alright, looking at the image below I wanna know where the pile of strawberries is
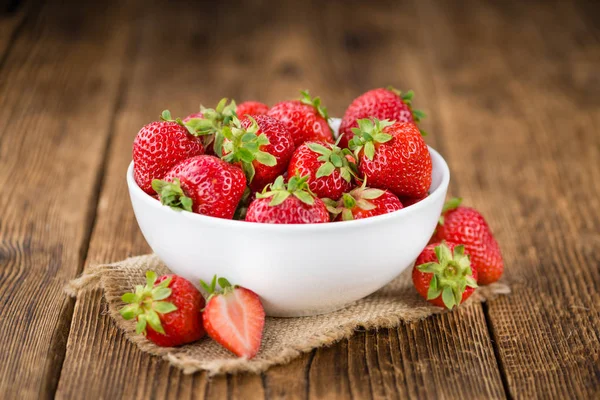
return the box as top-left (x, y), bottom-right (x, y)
top-left (124, 88), bottom-right (504, 357)
top-left (133, 88), bottom-right (432, 223)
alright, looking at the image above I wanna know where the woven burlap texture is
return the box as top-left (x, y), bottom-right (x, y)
top-left (67, 254), bottom-right (510, 376)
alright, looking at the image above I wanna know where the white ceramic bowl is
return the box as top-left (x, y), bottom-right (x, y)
top-left (126, 122), bottom-right (449, 317)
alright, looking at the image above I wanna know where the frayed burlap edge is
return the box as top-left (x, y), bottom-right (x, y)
top-left (66, 254), bottom-right (510, 376)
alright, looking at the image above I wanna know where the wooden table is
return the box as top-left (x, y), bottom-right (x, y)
top-left (1, 0), bottom-right (598, 398)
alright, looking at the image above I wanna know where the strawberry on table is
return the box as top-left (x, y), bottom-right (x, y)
top-left (349, 119), bottom-right (432, 198)
top-left (267, 90), bottom-right (334, 147)
top-left (245, 175), bottom-right (330, 224)
top-left (287, 139), bottom-right (355, 200)
top-left (133, 111), bottom-right (205, 195)
top-left (237, 101), bottom-right (269, 117)
top-left (431, 198), bottom-right (504, 285)
top-left (217, 115), bottom-right (294, 192)
top-left (152, 155), bottom-right (247, 219)
top-left (338, 87), bottom-right (426, 148)
top-left (324, 181), bottom-right (403, 221)
top-left (201, 276), bottom-right (265, 359)
top-left (412, 242), bottom-right (478, 309)
top-left (119, 271), bottom-right (205, 347)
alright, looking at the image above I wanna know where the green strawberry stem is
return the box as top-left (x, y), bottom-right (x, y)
top-left (119, 271), bottom-right (177, 335)
top-left (323, 179), bottom-right (385, 221)
top-left (386, 86), bottom-right (427, 134)
top-left (152, 178), bottom-right (193, 212)
top-left (416, 243), bottom-right (478, 309)
top-left (218, 116), bottom-right (277, 183)
top-left (299, 90), bottom-right (329, 122)
top-left (160, 99), bottom-right (237, 149)
top-left (256, 175), bottom-right (316, 207)
top-left (199, 275), bottom-right (236, 303)
top-left (299, 90), bottom-right (334, 136)
top-left (306, 139), bottom-right (356, 183)
top-left (348, 118), bottom-right (395, 161)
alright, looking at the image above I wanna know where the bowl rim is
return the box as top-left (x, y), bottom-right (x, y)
top-left (126, 145), bottom-right (450, 231)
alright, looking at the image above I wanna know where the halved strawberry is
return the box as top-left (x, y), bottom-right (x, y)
top-left (200, 276), bottom-right (265, 359)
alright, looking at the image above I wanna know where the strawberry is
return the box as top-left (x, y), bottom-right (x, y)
top-left (217, 115), bottom-right (294, 192)
top-left (267, 90), bottom-right (334, 147)
top-left (324, 181), bottom-right (403, 221)
top-left (237, 101), bottom-right (269, 116)
top-left (349, 119), bottom-right (432, 198)
top-left (133, 111), bottom-right (205, 195)
top-left (412, 242), bottom-right (478, 309)
top-left (287, 139), bottom-right (355, 200)
top-left (338, 87), bottom-right (425, 148)
top-left (152, 155), bottom-right (246, 219)
top-left (182, 99), bottom-right (237, 154)
top-left (431, 198), bottom-right (504, 285)
top-left (119, 271), bottom-right (205, 347)
top-left (399, 193), bottom-right (428, 207)
top-left (245, 175), bottom-right (330, 224)
top-left (200, 276), bottom-right (265, 359)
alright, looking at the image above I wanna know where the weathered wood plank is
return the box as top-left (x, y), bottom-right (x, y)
top-left (416, 0), bottom-right (600, 398)
top-left (0, 0), bottom-right (133, 398)
top-left (0, 0), bottom-right (30, 62)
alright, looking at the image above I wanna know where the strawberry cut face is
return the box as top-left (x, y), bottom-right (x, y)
top-left (202, 285), bottom-right (266, 359)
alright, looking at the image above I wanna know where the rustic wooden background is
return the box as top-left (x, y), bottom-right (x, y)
top-left (0, 0), bottom-right (598, 398)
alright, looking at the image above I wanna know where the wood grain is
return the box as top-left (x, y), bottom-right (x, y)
top-left (0, 0), bottom-right (133, 398)
top-left (0, 0), bottom-right (592, 398)
top-left (416, 0), bottom-right (600, 398)
top-left (0, 0), bottom-right (30, 62)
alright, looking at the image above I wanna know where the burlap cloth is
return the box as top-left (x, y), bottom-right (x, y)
top-left (66, 254), bottom-right (510, 376)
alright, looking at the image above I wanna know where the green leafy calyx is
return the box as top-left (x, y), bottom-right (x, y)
top-left (119, 271), bottom-right (177, 335)
top-left (386, 87), bottom-right (427, 134)
top-left (306, 138), bottom-right (356, 183)
top-left (299, 90), bottom-right (330, 122)
top-left (348, 118), bottom-right (395, 161)
top-left (199, 275), bottom-right (236, 303)
top-left (256, 175), bottom-right (316, 207)
top-left (324, 179), bottom-right (385, 221)
top-left (152, 178), bottom-right (193, 212)
top-left (219, 116), bottom-right (277, 183)
top-left (416, 243), bottom-right (478, 309)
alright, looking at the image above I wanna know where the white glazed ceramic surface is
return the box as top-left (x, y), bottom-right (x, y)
top-left (126, 119), bottom-right (449, 317)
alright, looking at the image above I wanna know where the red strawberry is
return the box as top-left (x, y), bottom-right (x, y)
top-left (412, 242), bottom-right (478, 309)
top-left (431, 198), bottom-right (504, 285)
top-left (399, 193), bottom-right (428, 207)
top-left (287, 140), bottom-right (355, 200)
top-left (152, 155), bottom-right (246, 219)
top-left (246, 175), bottom-right (330, 224)
top-left (349, 119), bottom-right (432, 198)
top-left (267, 90), bottom-right (334, 147)
top-left (183, 99), bottom-right (237, 154)
top-left (325, 182), bottom-right (403, 221)
top-left (201, 276), bottom-right (265, 359)
top-left (338, 87), bottom-right (425, 148)
top-left (218, 115), bottom-right (294, 192)
top-left (237, 101), bottom-right (269, 116)
top-left (133, 112), bottom-right (205, 194)
top-left (119, 271), bottom-right (205, 347)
